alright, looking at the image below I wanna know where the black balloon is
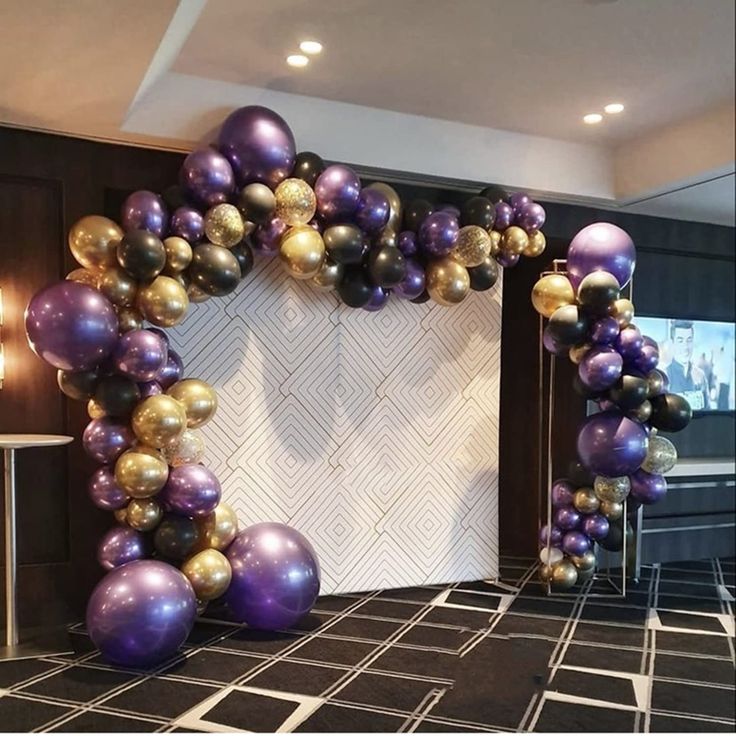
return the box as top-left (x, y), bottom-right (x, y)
top-left (292, 151), bottom-right (325, 187)
top-left (479, 184), bottom-right (508, 204)
top-left (154, 514), bottom-right (200, 560)
top-left (374, 226), bottom-right (397, 249)
top-left (649, 392), bottom-right (692, 432)
top-left (162, 184), bottom-right (189, 210)
top-left (609, 375), bottom-right (649, 410)
top-left (237, 183), bottom-right (276, 225)
top-left (577, 271), bottom-right (621, 314)
top-left (94, 375), bottom-right (141, 417)
top-left (230, 241), bottom-right (254, 278)
top-left (189, 243), bottom-right (242, 296)
top-left (460, 196), bottom-right (496, 229)
top-left (403, 199), bottom-right (434, 232)
top-left (368, 245), bottom-right (406, 287)
top-left (548, 305), bottom-right (588, 345)
top-left (573, 373), bottom-right (603, 400)
top-left (57, 368), bottom-right (99, 401)
top-left (568, 459), bottom-right (595, 487)
top-left (410, 290), bottom-right (431, 304)
top-left (598, 520), bottom-right (624, 551)
top-left (323, 224), bottom-right (365, 265)
top-left (337, 267), bottom-right (374, 308)
top-left (468, 257), bottom-right (499, 291)
top-left (117, 230), bottom-right (166, 280)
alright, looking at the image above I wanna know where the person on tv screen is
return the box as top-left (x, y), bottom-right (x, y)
top-left (664, 320), bottom-right (710, 410)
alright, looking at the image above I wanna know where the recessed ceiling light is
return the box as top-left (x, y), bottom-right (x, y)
top-left (299, 40), bottom-right (323, 55)
top-left (287, 54), bottom-right (309, 68)
top-left (583, 113), bottom-right (603, 124)
top-left (604, 102), bottom-right (625, 114)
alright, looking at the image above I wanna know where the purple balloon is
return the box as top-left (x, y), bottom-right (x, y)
top-left (591, 317), bottom-right (620, 345)
top-left (632, 344), bottom-right (659, 373)
top-left (509, 192), bottom-right (532, 213)
top-left (83, 418), bottom-right (134, 464)
top-left (160, 464), bottom-right (221, 518)
top-left (393, 259), bottom-right (426, 300)
top-left (180, 148), bottom-right (234, 207)
top-left (314, 165), bottom-right (361, 223)
top-left (579, 346), bottom-right (623, 391)
top-left (495, 251), bottom-right (520, 268)
top-left (218, 106), bottom-right (296, 188)
top-left (97, 525), bottom-right (147, 570)
top-left (87, 560), bottom-right (196, 667)
top-left (555, 506), bottom-right (582, 531)
top-left (307, 217), bottom-right (324, 234)
top-left (252, 216), bottom-right (288, 254)
top-left (121, 190), bottom-right (168, 238)
top-left (562, 531), bottom-right (592, 556)
top-left (170, 206), bottom-right (205, 243)
top-left (567, 222), bottom-right (636, 290)
top-left (642, 335), bottom-right (658, 350)
top-left (355, 188), bottom-right (390, 234)
top-left (139, 380), bottom-right (163, 398)
top-left (551, 478), bottom-right (575, 507)
top-left (363, 286), bottom-right (389, 312)
top-left (112, 329), bottom-right (168, 382)
top-left (437, 204), bottom-right (462, 218)
top-left (539, 524), bottom-right (563, 547)
top-left (494, 202), bottom-right (514, 231)
top-left (516, 202), bottom-right (546, 233)
top-left (398, 231), bottom-right (418, 257)
top-left (582, 513), bottom-right (610, 541)
top-left (147, 327), bottom-right (169, 346)
top-left (615, 325), bottom-right (644, 361)
top-left (629, 469), bottom-right (667, 504)
top-left (577, 411), bottom-right (649, 476)
top-left (543, 325), bottom-right (569, 357)
top-left (155, 350), bottom-right (184, 390)
top-left (419, 211), bottom-right (458, 256)
top-left (25, 282), bottom-right (118, 371)
top-left (224, 522), bottom-right (320, 630)
top-left (88, 466), bottom-right (128, 511)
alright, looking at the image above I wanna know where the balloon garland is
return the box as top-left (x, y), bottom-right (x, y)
top-left (532, 223), bottom-right (692, 589)
top-left (23, 105), bottom-right (547, 668)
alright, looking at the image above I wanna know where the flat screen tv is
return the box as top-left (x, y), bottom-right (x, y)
top-left (636, 316), bottom-right (735, 412)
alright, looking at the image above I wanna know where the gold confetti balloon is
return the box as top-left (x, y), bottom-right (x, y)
top-left (274, 178), bottom-right (317, 226)
top-left (137, 275), bottom-right (189, 327)
top-left (69, 215), bottom-right (123, 271)
top-left (280, 225), bottom-right (326, 279)
top-left (162, 429), bottom-right (205, 467)
top-left (611, 298), bottom-right (635, 328)
top-left (531, 273), bottom-right (575, 318)
top-left (594, 476), bottom-right (630, 503)
top-left (501, 225), bottom-right (529, 255)
top-left (99, 265), bottom-right (138, 307)
top-left (312, 259), bottom-right (344, 290)
top-left (195, 502), bottom-right (239, 552)
top-left (426, 257), bottom-right (470, 306)
top-left (66, 268), bottom-right (100, 288)
top-left (204, 203), bottom-right (244, 248)
top-left (573, 487), bottom-right (600, 514)
top-left (163, 237), bottom-right (193, 274)
top-left (641, 435), bottom-right (677, 474)
top-left (167, 379), bottom-right (218, 428)
top-left (181, 549), bottom-right (232, 601)
top-left (131, 394), bottom-right (187, 448)
top-left (524, 230), bottom-right (546, 257)
top-left (451, 225), bottom-right (492, 268)
top-left (126, 497), bottom-right (163, 532)
top-left (114, 448), bottom-right (168, 498)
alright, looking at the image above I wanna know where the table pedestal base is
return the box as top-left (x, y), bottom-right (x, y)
top-left (0, 625), bottom-right (74, 661)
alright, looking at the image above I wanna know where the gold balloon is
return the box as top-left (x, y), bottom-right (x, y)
top-left (204, 203), bottom-right (244, 248)
top-left (195, 502), bottom-right (239, 551)
top-left (187, 283), bottom-right (211, 303)
top-left (531, 274), bottom-right (575, 318)
top-left (600, 499), bottom-right (623, 521)
top-left (114, 448), bottom-right (168, 498)
top-left (280, 225), bottom-right (326, 280)
top-left (539, 564), bottom-right (554, 584)
top-left (116, 306), bottom-right (144, 332)
top-left (642, 435), bottom-right (677, 475)
top-left (126, 497), bottom-right (163, 532)
top-left (113, 507), bottom-right (128, 525)
top-left (167, 379), bottom-right (218, 428)
top-left (593, 475), bottom-right (630, 503)
top-left (87, 398), bottom-right (106, 419)
top-left (181, 549), bottom-right (232, 600)
top-left (611, 298), bottom-right (635, 328)
top-left (69, 215), bottom-right (123, 271)
top-left (132, 395), bottom-right (187, 448)
top-left (274, 178), bottom-right (317, 226)
top-left (629, 399), bottom-right (652, 423)
top-left (489, 230), bottom-right (502, 257)
top-left (500, 225), bottom-right (529, 255)
top-left (365, 182), bottom-right (402, 231)
top-left (161, 429), bottom-right (205, 467)
top-left (99, 265), bottom-right (138, 307)
top-left (569, 343), bottom-right (592, 365)
top-left (426, 257), bottom-right (470, 307)
top-left (66, 268), bottom-right (100, 288)
top-left (137, 275), bottom-right (189, 327)
top-left (524, 230), bottom-right (546, 258)
top-left (163, 237), bottom-right (193, 274)
top-left (550, 560), bottom-right (578, 590)
top-left (451, 225), bottom-right (492, 267)
top-left (312, 259), bottom-right (344, 290)
top-left (573, 487), bottom-right (600, 514)
top-left (571, 550), bottom-right (597, 572)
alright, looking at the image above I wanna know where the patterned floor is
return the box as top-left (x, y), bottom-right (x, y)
top-left (0, 557), bottom-right (733, 733)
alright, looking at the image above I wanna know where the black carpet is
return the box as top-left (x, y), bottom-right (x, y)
top-left (0, 557), bottom-right (733, 732)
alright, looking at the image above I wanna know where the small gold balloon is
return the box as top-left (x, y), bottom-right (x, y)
top-left (161, 429), bottom-right (205, 467)
top-left (642, 435), bottom-right (677, 474)
top-left (539, 564), bottom-right (554, 583)
top-left (594, 476), bottom-right (630, 503)
top-left (195, 502), bottom-right (239, 551)
top-left (69, 215), bottom-right (123, 270)
top-left (204, 203), bottom-right (244, 248)
top-left (571, 550), bottom-right (597, 572)
top-left (611, 298), bottom-right (635, 328)
top-left (187, 283), bottom-right (211, 303)
top-left (163, 237), bottom-right (193, 274)
top-left (280, 225), bottom-right (326, 279)
top-left (87, 398), bottom-right (106, 419)
top-left (569, 343), bottom-right (592, 365)
top-left (551, 559), bottom-right (578, 590)
top-left (274, 178), bottom-right (317, 226)
top-left (600, 499), bottom-right (623, 520)
top-left (114, 448), bottom-right (168, 498)
top-left (126, 497), bottom-right (163, 532)
top-left (167, 379), bottom-right (218, 428)
top-left (501, 225), bottom-right (529, 255)
top-left (137, 275), bottom-right (189, 327)
top-left (113, 507), bottom-right (128, 525)
top-left (116, 306), bottom-right (144, 332)
top-left (426, 257), bottom-right (470, 306)
top-left (181, 549), bottom-right (232, 601)
top-left (451, 225), bottom-right (492, 267)
top-left (531, 273), bottom-right (576, 318)
top-left (573, 488), bottom-right (600, 514)
top-left (524, 230), bottom-right (546, 258)
top-left (132, 395), bottom-right (187, 448)
top-left (312, 259), bottom-right (344, 290)
top-left (489, 230), bottom-right (502, 257)
top-left (99, 265), bottom-right (138, 307)
top-left (66, 268), bottom-right (100, 288)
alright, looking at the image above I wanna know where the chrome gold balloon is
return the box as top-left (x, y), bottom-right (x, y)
top-left (187, 283), bottom-right (211, 303)
top-left (195, 502), bottom-right (239, 551)
top-left (571, 549), bottom-right (597, 572)
top-left (113, 506), bottom-right (128, 525)
top-left (489, 230), bottom-right (501, 257)
top-left (69, 215), bottom-right (123, 271)
top-left (116, 306), bottom-right (144, 332)
top-left (126, 497), bottom-right (163, 532)
top-left (137, 275), bottom-right (189, 327)
top-left (641, 435), bottom-right (677, 474)
top-left (204, 203), bottom-right (244, 248)
top-left (99, 265), bottom-right (138, 307)
top-left (569, 343), bottom-right (592, 365)
top-left (500, 225), bottom-right (529, 255)
top-left (132, 395), bottom-right (187, 448)
top-left (167, 379), bottom-right (218, 428)
top-left (280, 225), bottom-right (326, 279)
top-left (274, 178), bottom-right (317, 226)
top-left (594, 476), bottom-right (630, 503)
top-left (114, 448), bottom-right (168, 498)
top-left (550, 559), bottom-right (578, 590)
top-left (539, 564), bottom-right (554, 584)
top-left (311, 259), bottom-right (344, 290)
top-left (531, 273), bottom-right (575, 318)
top-left (573, 487), bottom-right (600, 514)
top-left (426, 257), bottom-right (470, 306)
top-left (524, 230), bottom-right (546, 258)
top-left (611, 298), bottom-right (635, 328)
top-left (87, 398), bottom-right (106, 419)
top-left (66, 268), bottom-right (100, 288)
top-left (181, 549), bottom-right (232, 600)
top-left (161, 429), bottom-right (205, 467)
top-left (451, 225), bottom-right (492, 268)
top-left (599, 499), bottom-right (623, 520)
top-left (163, 237), bottom-right (193, 274)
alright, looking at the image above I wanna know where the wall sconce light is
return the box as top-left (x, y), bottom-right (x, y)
top-left (0, 287), bottom-right (4, 388)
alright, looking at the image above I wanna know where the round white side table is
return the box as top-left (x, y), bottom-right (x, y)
top-left (1, 434), bottom-right (74, 660)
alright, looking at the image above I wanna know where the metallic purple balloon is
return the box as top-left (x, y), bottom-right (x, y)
top-left (170, 206), bottom-right (205, 243)
top-left (363, 285), bottom-right (389, 312)
top-left (121, 190), bottom-right (168, 238)
top-left (355, 188), bottom-right (390, 234)
top-left (88, 466), bottom-right (128, 511)
top-left (629, 469), bottom-right (667, 504)
top-left (632, 344), bottom-right (659, 373)
top-left (147, 327), bottom-right (169, 346)
top-left (495, 251), bottom-right (520, 268)
top-left (393, 259), bottom-right (426, 300)
top-left (539, 524), bottom-right (563, 547)
top-left (576, 411), bottom-right (649, 476)
top-left (155, 349), bottom-right (184, 390)
top-left (314, 165), bottom-right (361, 222)
top-left (509, 192), bottom-right (532, 212)
top-left (582, 513), bottom-right (610, 541)
top-left (252, 217), bottom-right (288, 254)
top-left (516, 202), bottom-right (546, 232)
top-left (398, 231), bottom-right (418, 257)
top-left (97, 525), bottom-right (147, 570)
top-left (83, 418), bottom-right (134, 464)
top-left (437, 204), bottom-right (462, 218)
top-left (25, 282), bottom-right (118, 371)
top-left (543, 325), bottom-right (569, 357)
top-left (224, 522), bottom-right (320, 630)
top-left (562, 531), bottom-right (592, 556)
top-left (567, 222), bottom-right (636, 290)
top-left (139, 380), bottom-right (163, 398)
top-left (180, 148), bottom-right (234, 207)
top-left (494, 202), bottom-right (514, 231)
top-left (419, 211), bottom-right (459, 256)
top-left (641, 335), bottom-right (658, 350)
top-left (112, 329), bottom-right (168, 382)
top-left (615, 325), bottom-right (644, 361)
top-left (160, 464), bottom-right (221, 518)
top-left (555, 506), bottom-right (582, 531)
top-left (551, 478), bottom-right (575, 507)
top-left (579, 346), bottom-right (623, 391)
top-left (590, 317), bottom-right (620, 345)
top-left (218, 106), bottom-right (296, 187)
top-left (87, 560), bottom-right (196, 667)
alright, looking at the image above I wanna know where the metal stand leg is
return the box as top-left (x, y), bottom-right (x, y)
top-left (4, 448), bottom-right (17, 647)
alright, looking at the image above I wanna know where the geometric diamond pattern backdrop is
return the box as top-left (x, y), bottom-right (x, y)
top-left (169, 257), bottom-right (502, 594)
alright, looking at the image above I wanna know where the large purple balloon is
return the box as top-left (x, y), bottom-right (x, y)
top-left (25, 282), bottom-right (118, 371)
top-left (567, 223), bottom-right (636, 290)
top-left (551, 479), bottom-right (575, 507)
top-left (224, 522), bottom-right (320, 630)
top-left (88, 466), bottom-right (128, 511)
top-left (577, 411), bottom-right (649, 476)
top-left (579, 346), bottom-right (623, 391)
top-left (121, 190), bottom-right (168, 238)
top-left (418, 211), bottom-right (459, 256)
top-left (314, 165), bottom-right (361, 222)
top-left (355, 188), bottom-right (390, 234)
top-left (112, 329), bottom-right (168, 382)
top-left (160, 464), bottom-right (221, 518)
top-left (180, 148), bottom-right (234, 207)
top-left (155, 349), bottom-right (184, 390)
top-left (83, 418), bottom-right (134, 464)
top-left (393, 259), bottom-right (426, 300)
top-left (629, 469), bottom-right (667, 504)
top-left (218, 106), bottom-right (296, 188)
top-left (494, 202), bottom-right (514, 231)
top-left (97, 526), bottom-right (146, 570)
top-left (170, 206), bottom-right (205, 243)
top-left (87, 560), bottom-right (196, 667)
